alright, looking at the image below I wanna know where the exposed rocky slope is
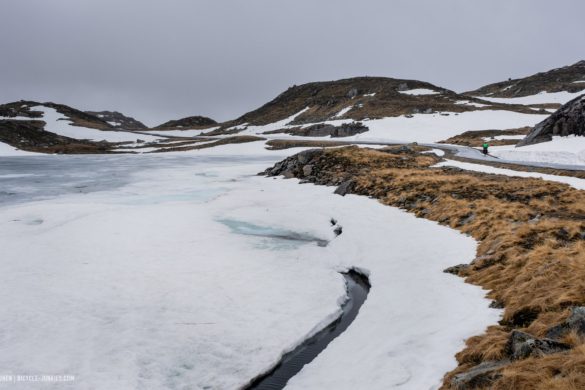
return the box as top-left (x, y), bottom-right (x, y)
top-left (0, 119), bottom-right (113, 153)
top-left (0, 101), bottom-right (125, 153)
top-left (215, 77), bottom-right (535, 133)
top-left (86, 110), bottom-right (147, 130)
top-left (517, 94), bottom-right (585, 146)
top-left (466, 60), bottom-right (585, 98)
top-left (264, 146), bottom-right (585, 390)
top-left (154, 115), bottom-right (217, 130)
top-left (264, 121), bottom-right (369, 138)
top-left (1, 101), bottom-right (112, 129)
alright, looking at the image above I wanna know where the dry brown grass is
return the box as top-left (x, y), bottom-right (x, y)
top-left (277, 146), bottom-right (585, 389)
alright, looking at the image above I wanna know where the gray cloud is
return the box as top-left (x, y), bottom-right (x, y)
top-left (1, 0), bottom-right (584, 126)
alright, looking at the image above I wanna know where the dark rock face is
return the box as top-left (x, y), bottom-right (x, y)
top-left (334, 180), bottom-right (355, 196)
top-left (506, 330), bottom-right (570, 360)
top-left (286, 122), bottom-right (369, 138)
top-left (155, 116), bottom-right (217, 130)
top-left (517, 94), bottom-right (585, 146)
top-left (86, 111), bottom-right (147, 130)
top-left (546, 306), bottom-right (585, 339)
top-left (264, 149), bottom-right (323, 179)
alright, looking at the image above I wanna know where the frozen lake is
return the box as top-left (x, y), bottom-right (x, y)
top-left (0, 144), bottom-right (499, 389)
top-left (0, 154), bottom-right (277, 206)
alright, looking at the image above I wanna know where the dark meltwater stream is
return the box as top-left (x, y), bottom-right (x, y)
top-left (244, 270), bottom-right (370, 390)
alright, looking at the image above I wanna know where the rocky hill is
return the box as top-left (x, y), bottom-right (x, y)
top-left (517, 94), bottom-right (585, 146)
top-left (213, 77), bottom-right (537, 133)
top-left (1, 101), bottom-right (113, 130)
top-left (466, 60), bottom-right (585, 98)
top-left (86, 110), bottom-right (147, 130)
top-left (0, 119), bottom-right (112, 154)
top-left (154, 116), bottom-right (217, 130)
top-left (0, 101), bottom-right (124, 153)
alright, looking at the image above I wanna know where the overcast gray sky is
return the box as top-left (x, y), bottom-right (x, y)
top-left (1, 0), bottom-right (584, 127)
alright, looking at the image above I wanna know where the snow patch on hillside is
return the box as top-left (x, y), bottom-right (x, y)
top-left (335, 106), bottom-right (353, 118)
top-left (349, 110), bottom-right (547, 143)
top-left (141, 127), bottom-right (220, 137)
top-left (399, 88), bottom-right (439, 96)
top-left (480, 91), bottom-right (584, 106)
top-left (455, 100), bottom-right (490, 108)
top-left (0, 141), bottom-right (38, 156)
top-left (435, 159), bottom-right (585, 190)
top-left (491, 135), bottom-right (585, 166)
top-left (30, 106), bottom-right (160, 143)
top-left (241, 109), bottom-right (547, 144)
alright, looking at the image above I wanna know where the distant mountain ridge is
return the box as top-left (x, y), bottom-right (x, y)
top-left (466, 60), bottom-right (585, 98)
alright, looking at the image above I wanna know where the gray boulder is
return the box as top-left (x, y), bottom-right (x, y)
top-left (451, 361), bottom-right (508, 390)
top-left (546, 306), bottom-right (585, 339)
top-left (518, 94), bottom-right (585, 146)
top-left (289, 122), bottom-right (369, 138)
top-left (506, 330), bottom-right (570, 360)
top-left (334, 180), bottom-right (355, 196)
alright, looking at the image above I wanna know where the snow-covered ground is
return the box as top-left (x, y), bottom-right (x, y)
top-left (398, 88), bottom-right (439, 96)
top-left (0, 142), bottom-right (499, 389)
top-left (140, 127), bottom-right (220, 137)
top-left (0, 140), bottom-right (38, 156)
top-left (241, 110), bottom-right (547, 144)
top-left (483, 134), bottom-right (525, 141)
top-left (491, 135), bottom-right (585, 166)
top-left (479, 90), bottom-right (584, 106)
top-left (435, 159), bottom-right (585, 190)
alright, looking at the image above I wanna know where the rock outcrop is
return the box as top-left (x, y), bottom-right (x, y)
top-left (268, 122), bottom-right (369, 138)
top-left (86, 111), bottom-right (147, 130)
top-left (506, 330), bottom-right (571, 360)
top-left (546, 306), bottom-right (585, 339)
top-left (154, 116), bottom-right (217, 130)
top-left (517, 94), bottom-right (585, 146)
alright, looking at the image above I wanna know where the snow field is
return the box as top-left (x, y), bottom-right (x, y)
top-left (491, 135), bottom-right (585, 166)
top-left (434, 159), bottom-right (585, 190)
top-left (0, 143), bottom-right (500, 389)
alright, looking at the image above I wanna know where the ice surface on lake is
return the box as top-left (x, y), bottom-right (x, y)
top-left (0, 143), bottom-right (500, 389)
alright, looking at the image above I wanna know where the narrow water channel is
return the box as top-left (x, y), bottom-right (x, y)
top-left (244, 269), bottom-right (370, 390)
